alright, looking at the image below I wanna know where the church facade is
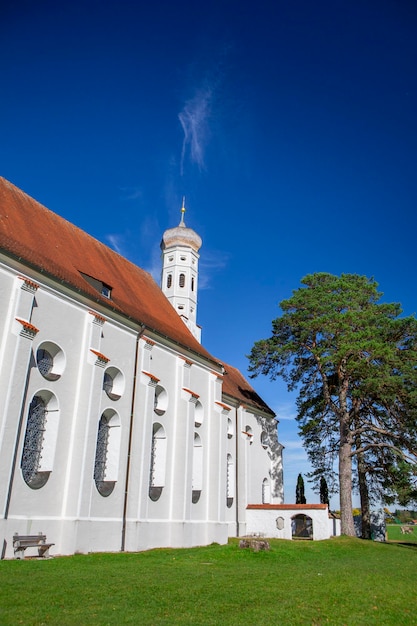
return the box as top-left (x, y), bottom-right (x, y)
top-left (0, 178), bottom-right (284, 557)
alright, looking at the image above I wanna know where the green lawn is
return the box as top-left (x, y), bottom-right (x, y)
top-left (1, 536), bottom-right (416, 625)
top-left (386, 523), bottom-right (417, 543)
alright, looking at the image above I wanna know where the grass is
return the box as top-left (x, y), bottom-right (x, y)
top-left (1, 536), bottom-right (416, 625)
top-left (386, 523), bottom-right (417, 543)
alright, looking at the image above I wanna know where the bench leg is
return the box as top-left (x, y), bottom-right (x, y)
top-left (14, 549), bottom-right (25, 560)
top-left (38, 547), bottom-right (50, 558)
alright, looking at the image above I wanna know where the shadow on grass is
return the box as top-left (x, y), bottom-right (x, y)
top-left (385, 540), bottom-right (417, 551)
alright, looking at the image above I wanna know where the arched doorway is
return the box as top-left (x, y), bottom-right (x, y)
top-left (291, 514), bottom-right (313, 539)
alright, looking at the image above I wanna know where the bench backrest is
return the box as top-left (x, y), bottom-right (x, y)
top-left (13, 534), bottom-right (47, 545)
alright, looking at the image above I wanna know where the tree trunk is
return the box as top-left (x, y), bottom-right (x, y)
top-left (356, 441), bottom-right (371, 539)
top-left (339, 413), bottom-right (355, 536)
top-left (358, 467), bottom-right (371, 539)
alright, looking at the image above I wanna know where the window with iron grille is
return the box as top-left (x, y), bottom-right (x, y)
top-left (94, 416), bottom-right (109, 485)
top-left (36, 343), bottom-right (65, 381)
top-left (21, 396), bottom-right (49, 489)
top-left (37, 349), bottom-right (53, 377)
top-left (94, 415), bottom-right (115, 496)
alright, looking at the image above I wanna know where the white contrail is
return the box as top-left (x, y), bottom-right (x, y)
top-left (179, 86), bottom-right (213, 175)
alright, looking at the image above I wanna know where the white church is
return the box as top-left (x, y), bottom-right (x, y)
top-left (0, 177), bottom-right (331, 558)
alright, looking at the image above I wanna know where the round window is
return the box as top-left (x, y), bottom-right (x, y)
top-left (103, 367), bottom-right (125, 400)
top-left (36, 342), bottom-right (65, 381)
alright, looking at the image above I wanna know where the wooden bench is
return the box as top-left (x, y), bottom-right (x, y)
top-left (13, 533), bottom-right (54, 559)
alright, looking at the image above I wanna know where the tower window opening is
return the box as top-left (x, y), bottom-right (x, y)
top-left (167, 274), bottom-right (172, 288)
top-left (191, 277), bottom-right (195, 291)
top-left (180, 256), bottom-right (186, 261)
top-left (179, 273), bottom-right (185, 288)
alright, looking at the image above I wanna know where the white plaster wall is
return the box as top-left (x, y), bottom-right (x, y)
top-left (0, 257), bottom-right (284, 557)
top-left (0, 263), bottom-right (143, 556)
top-left (246, 507), bottom-right (331, 541)
top-left (123, 339), bottom-right (229, 553)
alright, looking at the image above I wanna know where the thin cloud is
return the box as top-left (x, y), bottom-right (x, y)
top-left (179, 86), bottom-right (213, 174)
top-left (199, 249), bottom-right (229, 289)
top-left (145, 244), bottom-right (163, 284)
top-left (282, 439), bottom-right (305, 451)
top-left (119, 186), bottom-right (143, 201)
top-left (274, 401), bottom-right (298, 421)
top-left (106, 233), bottom-right (126, 256)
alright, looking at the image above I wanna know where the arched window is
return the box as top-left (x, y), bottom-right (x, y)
top-left (227, 417), bottom-right (233, 439)
top-left (167, 274), bottom-right (172, 288)
top-left (179, 273), bottom-right (185, 288)
top-left (192, 432), bottom-right (202, 503)
top-left (94, 410), bottom-right (121, 497)
top-left (226, 453), bottom-right (234, 508)
top-left (21, 392), bottom-right (59, 489)
top-left (149, 423), bottom-right (167, 501)
top-left (262, 478), bottom-right (271, 504)
top-left (191, 276), bottom-right (195, 291)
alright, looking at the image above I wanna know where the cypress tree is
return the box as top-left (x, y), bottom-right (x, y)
top-left (296, 473), bottom-right (307, 504)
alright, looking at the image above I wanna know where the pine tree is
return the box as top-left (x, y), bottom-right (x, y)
top-left (248, 273), bottom-right (417, 535)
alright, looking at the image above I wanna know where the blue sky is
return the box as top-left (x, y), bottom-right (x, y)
top-left (1, 0), bottom-right (416, 507)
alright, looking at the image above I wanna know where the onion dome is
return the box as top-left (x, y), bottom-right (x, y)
top-left (161, 199), bottom-right (202, 252)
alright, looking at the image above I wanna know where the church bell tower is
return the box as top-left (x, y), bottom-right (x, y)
top-left (160, 200), bottom-right (202, 342)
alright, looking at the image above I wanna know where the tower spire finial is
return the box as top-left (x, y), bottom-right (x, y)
top-left (180, 196), bottom-right (186, 226)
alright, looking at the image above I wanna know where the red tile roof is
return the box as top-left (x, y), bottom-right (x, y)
top-left (247, 504), bottom-right (328, 510)
top-left (0, 177), bottom-right (274, 416)
top-left (222, 363), bottom-right (275, 417)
